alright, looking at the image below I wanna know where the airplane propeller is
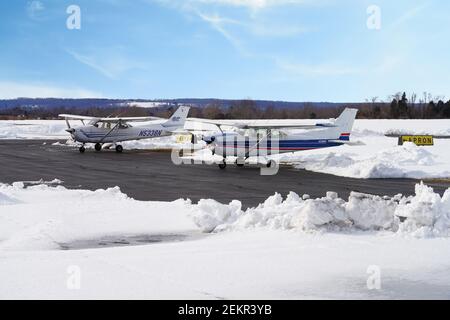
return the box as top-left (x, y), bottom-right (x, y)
top-left (206, 138), bottom-right (217, 155)
top-left (190, 134), bottom-right (197, 145)
top-left (206, 143), bottom-right (215, 155)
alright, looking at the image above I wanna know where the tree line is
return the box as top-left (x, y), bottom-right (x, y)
top-left (1, 91), bottom-right (449, 120)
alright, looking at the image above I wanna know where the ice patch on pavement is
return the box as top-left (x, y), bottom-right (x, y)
top-left (0, 183), bottom-right (198, 250)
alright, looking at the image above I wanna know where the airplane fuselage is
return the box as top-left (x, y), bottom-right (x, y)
top-left (72, 122), bottom-right (172, 144)
top-left (207, 128), bottom-right (349, 158)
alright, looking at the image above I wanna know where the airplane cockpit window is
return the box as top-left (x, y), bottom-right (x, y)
top-left (267, 130), bottom-right (287, 139)
top-left (119, 123), bottom-right (131, 129)
top-left (279, 131), bottom-right (288, 139)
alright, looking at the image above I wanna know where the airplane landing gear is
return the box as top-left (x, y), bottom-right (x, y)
top-left (79, 146), bottom-right (86, 153)
top-left (266, 160), bottom-right (276, 168)
top-left (235, 158), bottom-right (245, 167)
top-left (94, 143), bottom-right (102, 151)
top-left (218, 159), bottom-right (226, 169)
top-left (115, 145), bottom-right (123, 153)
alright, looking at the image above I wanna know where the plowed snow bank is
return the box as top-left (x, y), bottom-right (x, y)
top-left (191, 183), bottom-right (450, 237)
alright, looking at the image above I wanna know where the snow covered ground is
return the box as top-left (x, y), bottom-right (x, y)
top-left (1, 182), bottom-right (450, 299)
top-left (280, 120), bottom-right (450, 179)
top-left (0, 119), bottom-right (183, 150)
top-left (0, 120), bottom-right (67, 139)
top-left (1, 119), bottom-right (449, 179)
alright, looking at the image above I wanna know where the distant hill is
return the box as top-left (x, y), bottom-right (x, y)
top-left (0, 98), bottom-right (347, 111)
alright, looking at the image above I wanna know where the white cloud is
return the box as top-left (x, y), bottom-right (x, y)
top-left (0, 81), bottom-right (103, 99)
top-left (67, 49), bottom-right (144, 79)
top-left (389, 2), bottom-right (430, 29)
top-left (153, 0), bottom-right (309, 56)
top-left (26, 1), bottom-right (45, 20)
top-left (195, 12), bottom-right (248, 54)
top-left (67, 50), bottom-right (116, 79)
top-left (196, 0), bottom-right (305, 10)
top-left (163, 0), bottom-right (308, 11)
top-left (195, 9), bottom-right (305, 54)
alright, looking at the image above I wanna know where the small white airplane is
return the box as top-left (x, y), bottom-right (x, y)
top-left (189, 108), bottom-right (358, 169)
top-left (59, 106), bottom-right (190, 153)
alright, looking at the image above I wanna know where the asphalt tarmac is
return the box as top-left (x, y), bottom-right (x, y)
top-left (1, 140), bottom-right (449, 208)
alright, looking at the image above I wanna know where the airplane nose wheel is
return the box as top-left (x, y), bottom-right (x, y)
top-left (115, 145), bottom-right (123, 153)
top-left (94, 143), bottom-right (102, 151)
top-left (79, 146), bottom-right (85, 153)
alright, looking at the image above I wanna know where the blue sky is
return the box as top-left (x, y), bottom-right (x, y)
top-left (0, 0), bottom-right (449, 102)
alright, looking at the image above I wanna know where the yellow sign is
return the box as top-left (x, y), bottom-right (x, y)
top-left (399, 135), bottom-right (434, 146)
top-left (175, 134), bottom-right (193, 144)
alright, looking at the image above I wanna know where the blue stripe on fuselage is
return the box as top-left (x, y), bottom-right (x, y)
top-left (222, 139), bottom-right (342, 150)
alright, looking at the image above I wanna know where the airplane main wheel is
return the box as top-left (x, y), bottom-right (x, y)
top-left (218, 160), bottom-right (226, 170)
top-left (79, 146), bottom-right (86, 153)
top-left (95, 143), bottom-right (102, 151)
top-left (266, 160), bottom-right (276, 168)
top-left (115, 145), bottom-right (123, 153)
top-left (235, 159), bottom-right (244, 167)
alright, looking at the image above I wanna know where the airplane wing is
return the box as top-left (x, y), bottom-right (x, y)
top-left (59, 114), bottom-right (98, 121)
top-left (96, 116), bottom-right (164, 123)
top-left (187, 118), bottom-right (336, 130)
top-left (59, 114), bottom-right (164, 123)
top-left (237, 123), bottom-right (336, 129)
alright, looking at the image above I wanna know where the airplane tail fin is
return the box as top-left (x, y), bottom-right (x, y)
top-left (334, 108), bottom-right (358, 141)
top-left (163, 106), bottom-right (190, 130)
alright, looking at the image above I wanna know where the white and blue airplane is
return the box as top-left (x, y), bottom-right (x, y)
top-left (189, 108), bottom-right (358, 169)
top-left (59, 106), bottom-right (190, 153)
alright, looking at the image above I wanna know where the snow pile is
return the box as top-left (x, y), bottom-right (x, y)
top-left (283, 142), bottom-right (450, 179)
top-left (0, 191), bottom-right (19, 205)
top-left (192, 199), bottom-right (242, 233)
top-left (397, 183), bottom-right (450, 237)
top-left (346, 193), bottom-right (397, 230)
top-left (277, 118), bottom-right (450, 179)
top-left (190, 183), bottom-right (450, 237)
top-left (1, 182), bottom-right (450, 252)
top-left (0, 120), bottom-right (67, 139)
top-left (353, 119), bottom-right (450, 137)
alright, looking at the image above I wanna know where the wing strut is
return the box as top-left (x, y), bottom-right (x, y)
top-left (245, 129), bottom-right (272, 159)
top-left (99, 121), bottom-right (121, 143)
